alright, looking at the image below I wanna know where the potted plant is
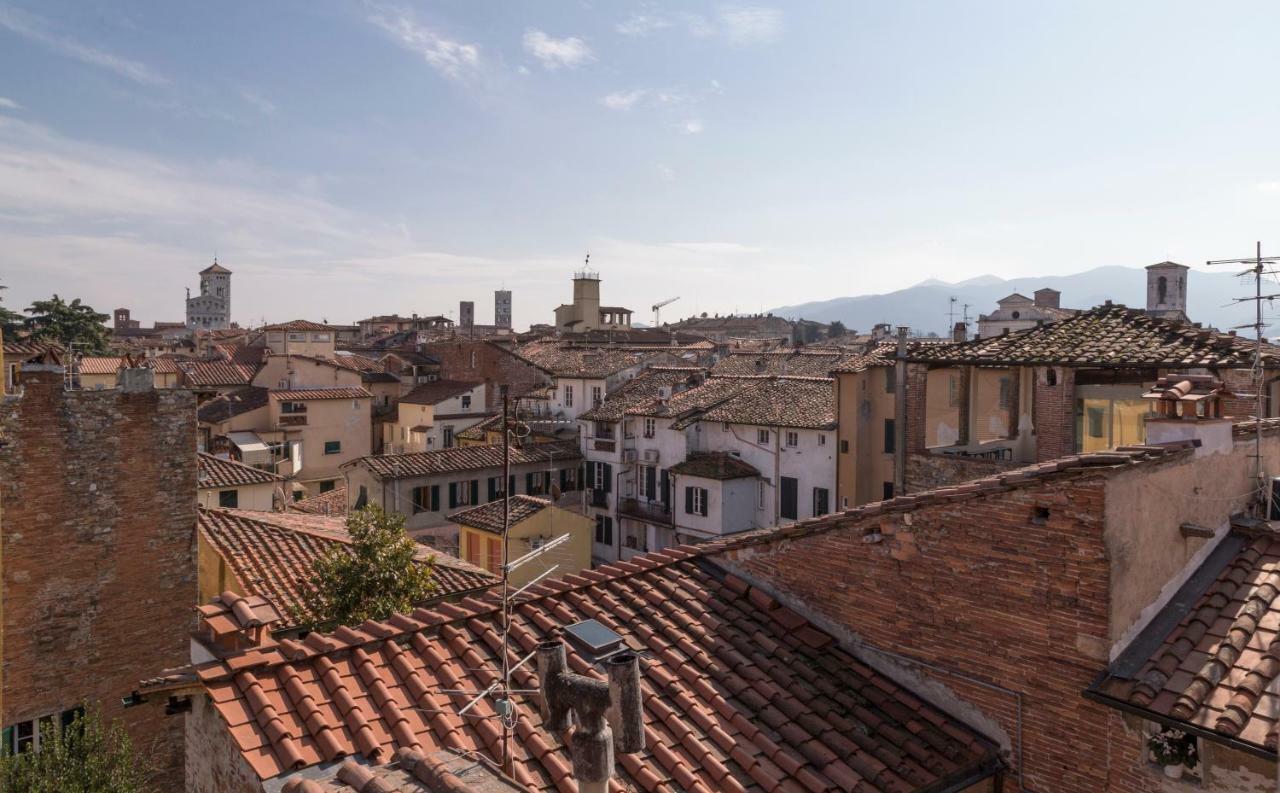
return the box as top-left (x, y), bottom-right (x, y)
top-left (1148, 727), bottom-right (1198, 779)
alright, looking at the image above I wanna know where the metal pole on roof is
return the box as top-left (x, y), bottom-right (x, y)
top-left (500, 384), bottom-right (512, 775)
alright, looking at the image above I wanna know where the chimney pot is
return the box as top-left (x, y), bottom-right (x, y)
top-left (606, 653), bottom-right (645, 754)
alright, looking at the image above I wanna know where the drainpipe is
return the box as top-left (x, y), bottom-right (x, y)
top-left (774, 426), bottom-right (781, 524)
top-left (615, 462), bottom-right (629, 561)
top-left (893, 326), bottom-right (908, 495)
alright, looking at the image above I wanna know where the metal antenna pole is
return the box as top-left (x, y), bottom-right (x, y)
top-left (947, 297), bottom-right (957, 334)
top-left (1206, 242), bottom-right (1280, 511)
top-left (500, 385), bottom-right (512, 774)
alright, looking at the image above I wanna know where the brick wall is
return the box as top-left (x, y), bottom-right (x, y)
top-left (0, 371), bottom-right (196, 788)
top-left (1219, 368), bottom-right (1260, 419)
top-left (903, 362), bottom-right (928, 455)
top-left (186, 695), bottom-right (262, 793)
top-left (421, 341), bottom-right (550, 411)
top-left (715, 474), bottom-right (1121, 793)
top-left (904, 453), bottom-right (1021, 492)
top-left (1034, 365), bottom-right (1076, 461)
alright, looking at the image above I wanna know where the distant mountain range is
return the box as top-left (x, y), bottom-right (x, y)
top-left (771, 266), bottom-right (1261, 337)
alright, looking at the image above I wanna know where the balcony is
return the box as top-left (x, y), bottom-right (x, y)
top-left (278, 414), bottom-right (307, 427)
top-left (593, 439), bottom-right (616, 453)
top-left (618, 497), bottom-right (671, 525)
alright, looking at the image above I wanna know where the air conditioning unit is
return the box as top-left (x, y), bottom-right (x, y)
top-left (643, 449), bottom-right (660, 463)
top-left (622, 449), bottom-right (638, 462)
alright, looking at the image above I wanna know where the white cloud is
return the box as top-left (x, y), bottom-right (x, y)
top-left (240, 89), bottom-right (277, 117)
top-left (1258, 182), bottom-right (1280, 193)
top-left (667, 242), bottom-right (761, 254)
top-left (616, 14), bottom-right (671, 36)
top-left (0, 4), bottom-right (167, 85)
top-left (681, 119), bottom-right (704, 134)
top-left (366, 4), bottom-right (481, 81)
top-left (601, 89), bottom-right (647, 111)
top-left (0, 97), bottom-right (18, 111)
top-left (719, 6), bottom-right (783, 44)
top-left (657, 164), bottom-right (676, 182)
top-left (522, 29), bottom-right (594, 70)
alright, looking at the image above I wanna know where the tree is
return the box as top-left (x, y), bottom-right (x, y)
top-left (0, 281), bottom-right (23, 336)
top-left (294, 505), bottom-right (436, 628)
top-left (0, 705), bottom-right (153, 793)
top-left (827, 320), bottom-right (848, 338)
top-left (23, 295), bottom-right (109, 352)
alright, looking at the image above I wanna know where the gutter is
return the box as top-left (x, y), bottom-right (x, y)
top-left (1082, 681), bottom-right (1278, 762)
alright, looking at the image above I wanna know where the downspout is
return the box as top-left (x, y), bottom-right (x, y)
top-left (774, 426), bottom-right (781, 524)
top-left (615, 461), bottom-right (629, 560)
top-left (834, 374), bottom-right (842, 508)
top-left (893, 326), bottom-right (908, 495)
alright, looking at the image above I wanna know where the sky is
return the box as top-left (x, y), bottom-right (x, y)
top-left (3, 1), bottom-right (1280, 330)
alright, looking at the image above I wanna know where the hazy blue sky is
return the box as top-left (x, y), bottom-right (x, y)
top-left (3, 1), bottom-right (1280, 329)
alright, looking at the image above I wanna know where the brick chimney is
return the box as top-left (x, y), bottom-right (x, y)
top-left (951, 322), bottom-right (967, 342)
top-left (1142, 374), bottom-right (1233, 456)
top-left (1033, 288), bottom-right (1061, 309)
top-left (193, 592), bottom-right (283, 661)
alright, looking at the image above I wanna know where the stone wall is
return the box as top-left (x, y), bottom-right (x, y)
top-left (904, 453), bottom-right (1021, 492)
top-left (421, 340), bottom-right (550, 411)
top-left (714, 472), bottom-right (1117, 792)
top-left (0, 371), bottom-right (196, 788)
top-left (1034, 365), bottom-right (1076, 460)
top-left (186, 695), bottom-right (262, 793)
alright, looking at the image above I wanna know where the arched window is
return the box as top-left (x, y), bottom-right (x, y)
top-left (1157, 275), bottom-right (1168, 304)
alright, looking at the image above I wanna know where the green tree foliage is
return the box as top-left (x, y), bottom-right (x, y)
top-left (294, 505), bottom-right (436, 628)
top-left (0, 281), bottom-right (23, 336)
top-left (23, 295), bottom-right (109, 352)
top-left (0, 705), bottom-right (152, 793)
top-left (827, 320), bottom-right (848, 337)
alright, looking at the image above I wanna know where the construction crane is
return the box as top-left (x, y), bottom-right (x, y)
top-left (652, 296), bottom-right (680, 327)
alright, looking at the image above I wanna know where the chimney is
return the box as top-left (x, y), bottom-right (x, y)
top-left (117, 366), bottom-right (155, 393)
top-left (536, 639), bottom-right (644, 793)
top-left (194, 592), bottom-right (283, 659)
top-left (1033, 288), bottom-right (1060, 309)
top-left (1141, 374), bottom-right (1233, 456)
top-left (951, 322), bottom-right (967, 342)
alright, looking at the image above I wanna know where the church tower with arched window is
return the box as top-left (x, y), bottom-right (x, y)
top-left (1145, 261), bottom-right (1189, 323)
top-left (185, 259), bottom-right (232, 330)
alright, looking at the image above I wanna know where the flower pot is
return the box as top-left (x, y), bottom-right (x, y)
top-left (1163, 763), bottom-right (1185, 780)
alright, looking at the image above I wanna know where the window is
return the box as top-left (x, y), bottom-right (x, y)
top-left (4, 707), bottom-right (83, 755)
top-left (757, 429), bottom-right (770, 445)
top-left (885, 367), bottom-right (894, 393)
top-left (684, 486), bottom-right (708, 517)
top-left (466, 532), bottom-right (481, 565)
top-left (758, 481), bottom-right (767, 509)
top-left (486, 538), bottom-right (502, 574)
top-left (470, 350), bottom-right (478, 368)
top-left (592, 386), bottom-right (603, 406)
top-left (311, 333), bottom-right (331, 342)
top-left (883, 419), bottom-right (895, 454)
top-left (461, 395), bottom-right (471, 409)
top-left (595, 515), bottom-right (614, 545)
top-left (411, 485), bottom-right (439, 513)
top-left (998, 377), bottom-right (1011, 409)
top-left (442, 427), bottom-right (454, 448)
top-left (564, 385), bottom-right (574, 408)
top-left (813, 487), bottom-right (830, 516)
top-left (642, 466), bottom-right (657, 501)
top-left (785, 431), bottom-right (799, 447)
top-left (320, 479), bottom-right (336, 493)
top-left (948, 375), bottom-right (960, 408)
top-left (288, 332), bottom-right (306, 341)
top-left (818, 434), bottom-right (826, 446)
top-left (840, 439), bottom-right (849, 454)
top-left (1087, 407), bottom-right (1105, 438)
top-left (324, 440), bottom-right (342, 455)
top-left (355, 485), bottom-right (368, 510)
top-left (780, 477), bottom-right (798, 520)
top-left (644, 417), bottom-right (656, 438)
top-left (218, 489), bottom-right (238, 508)
top-left (883, 482), bottom-right (894, 500)
top-left (281, 402), bottom-right (307, 414)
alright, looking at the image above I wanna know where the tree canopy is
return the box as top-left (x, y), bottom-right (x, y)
top-left (0, 281), bottom-right (22, 336)
top-left (22, 295), bottom-right (110, 352)
top-left (0, 705), bottom-right (152, 793)
top-left (294, 505), bottom-right (437, 628)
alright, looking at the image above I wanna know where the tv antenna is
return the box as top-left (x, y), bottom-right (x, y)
top-left (1206, 241), bottom-right (1280, 509)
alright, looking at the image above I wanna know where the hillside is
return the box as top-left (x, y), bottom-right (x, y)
top-left (771, 266), bottom-right (1257, 336)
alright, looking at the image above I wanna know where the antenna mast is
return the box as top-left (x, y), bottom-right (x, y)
top-left (1206, 241), bottom-right (1280, 511)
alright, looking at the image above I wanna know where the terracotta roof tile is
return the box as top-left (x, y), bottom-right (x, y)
top-left (448, 495), bottom-right (550, 534)
top-left (262, 320), bottom-right (337, 332)
top-left (198, 452), bottom-right (285, 488)
top-left (195, 548), bottom-right (997, 790)
top-left (291, 487), bottom-right (348, 516)
top-left (182, 360), bottom-right (260, 386)
top-left (352, 441), bottom-right (580, 481)
top-left (198, 509), bottom-right (497, 628)
top-left (198, 386), bottom-right (270, 424)
top-left (668, 452), bottom-right (760, 480)
top-left (578, 368), bottom-right (708, 422)
top-left (74, 355), bottom-right (124, 375)
top-left (271, 387), bottom-right (372, 401)
top-left (514, 342), bottom-right (661, 379)
top-left (672, 376), bottom-right (836, 431)
top-left (400, 380), bottom-right (482, 405)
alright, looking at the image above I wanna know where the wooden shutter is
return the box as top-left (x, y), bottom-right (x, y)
top-left (487, 477), bottom-right (498, 502)
top-left (526, 472), bottom-right (536, 494)
top-left (448, 482), bottom-right (458, 508)
top-left (780, 477), bottom-right (798, 520)
top-left (602, 463), bottom-right (613, 492)
top-left (487, 538), bottom-right (502, 573)
top-left (430, 485), bottom-right (440, 511)
top-left (660, 470), bottom-right (669, 505)
top-left (685, 486), bottom-right (694, 515)
top-left (699, 488), bottom-right (709, 517)
top-left (509, 474), bottom-right (516, 496)
top-left (645, 467), bottom-right (656, 501)
top-left (465, 532), bottom-right (480, 565)
top-left (585, 461), bottom-right (596, 488)
top-left (470, 480), bottom-right (479, 505)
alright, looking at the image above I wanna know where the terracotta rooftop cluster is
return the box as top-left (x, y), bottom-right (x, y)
top-left (512, 341), bottom-right (661, 379)
top-left (448, 494), bottom-right (550, 534)
top-left (197, 452), bottom-right (284, 489)
top-left (351, 441), bottom-right (581, 481)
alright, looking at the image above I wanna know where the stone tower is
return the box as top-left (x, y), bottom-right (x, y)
top-left (1145, 261), bottom-right (1189, 323)
top-left (185, 259), bottom-right (232, 330)
top-left (495, 289), bottom-right (512, 329)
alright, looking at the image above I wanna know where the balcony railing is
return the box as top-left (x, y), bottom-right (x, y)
top-left (593, 439), bottom-right (616, 453)
top-left (618, 497), bottom-right (671, 525)
top-left (278, 414), bottom-right (307, 427)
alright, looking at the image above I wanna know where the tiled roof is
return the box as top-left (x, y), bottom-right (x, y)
top-left (198, 453), bottom-right (284, 488)
top-left (447, 495), bottom-right (549, 534)
top-left (669, 452), bottom-right (761, 480)
top-left (198, 386), bottom-right (270, 424)
top-left (577, 368), bottom-right (708, 422)
top-left (215, 343), bottom-right (267, 366)
top-left (514, 341), bottom-right (658, 378)
top-left (455, 414), bottom-right (501, 441)
top-left (193, 545), bottom-right (998, 788)
top-left (75, 355), bottom-right (123, 375)
top-left (279, 748), bottom-right (523, 792)
top-left (201, 261), bottom-right (232, 274)
top-left (291, 487), bottom-right (348, 516)
top-left (908, 303), bottom-right (1280, 368)
top-left (199, 591), bottom-right (283, 639)
top-left (270, 387), bottom-right (372, 401)
top-left (144, 355), bottom-right (184, 374)
top-left (181, 360), bottom-right (259, 386)
top-left (2, 339), bottom-right (63, 360)
top-left (331, 354), bottom-right (388, 373)
top-left (710, 351), bottom-right (847, 377)
top-left (263, 320), bottom-right (337, 332)
top-left (351, 441), bottom-right (581, 481)
top-left (830, 342), bottom-right (900, 374)
top-left (400, 380), bottom-right (481, 405)
top-left (664, 376), bottom-right (836, 431)
top-left (197, 509), bottom-right (497, 627)
top-left (1091, 526), bottom-right (1280, 753)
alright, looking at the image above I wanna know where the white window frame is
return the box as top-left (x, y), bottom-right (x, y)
top-left (691, 487), bottom-right (706, 515)
top-left (758, 480), bottom-right (767, 509)
top-left (786, 431), bottom-right (799, 447)
top-left (564, 385), bottom-right (574, 408)
top-left (644, 417), bottom-right (656, 438)
top-left (757, 428), bottom-right (770, 444)
top-left (592, 385), bottom-right (603, 407)
top-left (593, 463), bottom-right (606, 490)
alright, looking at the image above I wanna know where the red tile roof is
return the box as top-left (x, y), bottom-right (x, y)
top-left (669, 452), bottom-right (761, 480)
top-left (909, 303), bottom-right (1280, 368)
top-left (198, 386), bottom-right (270, 424)
top-left (350, 441), bottom-right (580, 481)
top-left (711, 351), bottom-right (849, 377)
top-left (263, 320), bottom-right (338, 332)
top-left (198, 453), bottom-right (284, 488)
top-left (181, 361), bottom-right (260, 386)
top-left (270, 387), bottom-right (372, 401)
top-left (193, 544), bottom-right (998, 788)
top-left (291, 487), bottom-right (348, 516)
top-left (448, 495), bottom-right (549, 534)
top-left (198, 591), bottom-right (284, 639)
top-left (514, 341), bottom-right (660, 378)
top-left (279, 748), bottom-right (523, 792)
top-left (75, 355), bottom-right (124, 375)
top-left (400, 380), bottom-right (482, 406)
top-left (578, 368), bottom-right (708, 422)
top-left (197, 510), bottom-right (497, 628)
top-left (1092, 526), bottom-right (1280, 754)
top-left (2, 340), bottom-right (64, 359)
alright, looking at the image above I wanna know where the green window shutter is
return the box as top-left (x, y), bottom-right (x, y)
top-left (603, 463), bottom-right (613, 492)
top-left (448, 482), bottom-right (458, 509)
top-left (685, 486), bottom-right (694, 515)
top-left (470, 480), bottom-right (479, 504)
top-left (488, 477), bottom-right (498, 502)
top-left (699, 488), bottom-right (709, 517)
top-left (430, 485), bottom-right (440, 511)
